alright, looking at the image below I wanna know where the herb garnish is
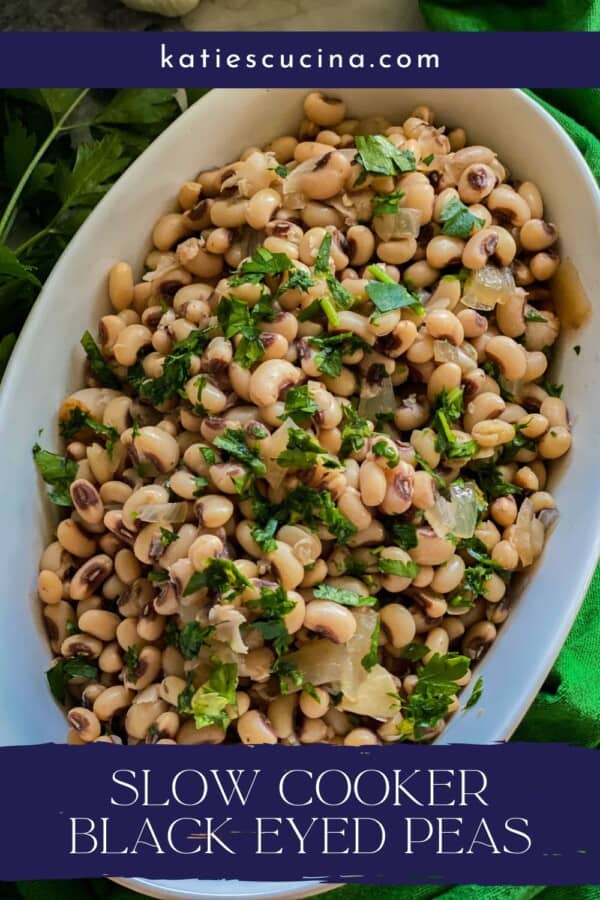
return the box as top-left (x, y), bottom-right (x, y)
top-left (313, 584), bottom-right (377, 607)
top-left (439, 197), bottom-right (485, 239)
top-left (32, 443), bottom-right (77, 506)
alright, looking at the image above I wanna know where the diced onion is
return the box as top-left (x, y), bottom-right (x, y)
top-left (462, 265), bottom-right (516, 311)
top-left (425, 481), bottom-right (479, 540)
top-left (372, 208), bottom-right (421, 241)
top-left (512, 498), bottom-right (535, 566)
top-left (137, 502), bottom-right (188, 524)
top-left (550, 258), bottom-right (592, 328)
top-left (339, 664), bottom-right (398, 720)
top-left (358, 375), bottom-right (395, 419)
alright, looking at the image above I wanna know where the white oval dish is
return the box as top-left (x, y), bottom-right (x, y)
top-left (0, 89), bottom-right (598, 900)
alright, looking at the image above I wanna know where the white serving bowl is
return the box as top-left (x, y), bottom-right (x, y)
top-left (0, 89), bottom-right (598, 900)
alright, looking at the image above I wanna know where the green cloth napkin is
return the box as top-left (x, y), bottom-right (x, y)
top-left (5, 73), bottom-right (600, 900)
top-left (418, 0), bottom-right (599, 32)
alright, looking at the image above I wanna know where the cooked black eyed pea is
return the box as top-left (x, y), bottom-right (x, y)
top-left (538, 426), bottom-right (572, 459)
top-left (403, 260), bottom-right (438, 288)
top-left (37, 569), bottom-right (63, 605)
top-left (249, 358), bottom-right (303, 407)
top-left (462, 621), bottom-right (497, 660)
top-left (304, 600), bottom-right (357, 643)
top-left (471, 419), bottom-right (516, 448)
top-left (237, 710), bottom-right (278, 745)
top-left (44, 602), bottom-right (76, 653)
top-left (520, 218), bottom-right (558, 252)
top-left (137, 607), bottom-right (166, 642)
top-left (394, 393), bottom-right (430, 430)
top-left (78, 609), bottom-right (120, 642)
top-left (177, 721), bottom-right (226, 745)
top-left (426, 362), bottom-right (462, 402)
top-left (125, 645), bottom-right (162, 691)
top-left (56, 519), bottom-right (97, 560)
top-left (380, 603), bottom-right (416, 649)
top-left (347, 225), bottom-right (376, 266)
top-left (82, 683), bottom-right (105, 708)
top-left (108, 262), bottom-right (134, 312)
top-left (380, 461), bottom-right (415, 516)
top-left (67, 707), bottom-right (101, 742)
top-left (425, 309), bottom-right (465, 346)
top-left (377, 238), bottom-right (418, 266)
top-left (116, 617), bottom-right (145, 653)
top-left (490, 495), bottom-right (518, 528)
top-left (268, 694), bottom-right (297, 740)
top-left (299, 687), bottom-right (331, 719)
top-left (457, 163), bottom-right (496, 203)
top-left (155, 711), bottom-right (180, 739)
top-left (266, 541), bottom-right (305, 590)
top-left (529, 251), bottom-right (559, 281)
top-left (61, 632), bottom-right (104, 659)
top-left (487, 184), bottom-right (531, 227)
top-left (410, 527), bottom-right (455, 566)
top-left (70, 479), bottom-right (104, 527)
top-left (300, 151), bottom-right (351, 202)
top-left (485, 335), bottom-right (528, 381)
top-left (126, 698), bottom-right (168, 741)
top-left (69, 554), bottom-right (113, 602)
top-left (524, 308), bottom-right (560, 352)
top-left (299, 717), bottom-right (329, 744)
top-left (98, 642), bottom-right (124, 674)
top-left (303, 92), bottom-right (346, 127)
top-left (426, 235), bottom-right (465, 269)
top-left (344, 728), bottom-right (380, 747)
top-left (132, 426), bottom-right (180, 475)
top-left (152, 213), bottom-right (190, 251)
top-left (113, 324), bottom-right (152, 367)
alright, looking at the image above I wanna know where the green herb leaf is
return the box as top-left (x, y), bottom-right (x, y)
top-left (402, 652), bottom-right (471, 735)
top-left (80, 330), bottom-right (121, 389)
top-left (307, 332), bottom-right (370, 378)
top-left (339, 404), bottom-right (372, 458)
top-left (214, 427), bottom-right (267, 477)
top-left (200, 446), bottom-right (217, 465)
top-left (314, 232), bottom-right (332, 276)
top-left (59, 406), bottom-right (119, 455)
top-left (542, 380), bottom-right (564, 398)
top-left (276, 427), bottom-right (340, 470)
top-left (249, 583), bottom-right (295, 655)
top-left (138, 325), bottom-right (216, 404)
top-left (366, 264), bottom-right (424, 315)
top-left (184, 558), bottom-right (251, 601)
top-left (177, 622), bottom-right (216, 660)
top-left (372, 439), bottom-right (399, 467)
top-left (159, 527), bottom-right (178, 547)
top-left (0, 244), bottom-right (40, 287)
top-left (282, 384), bottom-right (319, 425)
top-left (124, 645), bottom-right (139, 681)
top-left (32, 443), bottom-right (77, 506)
top-left (46, 656), bottom-right (98, 704)
top-left (230, 246), bottom-right (293, 286)
top-left (464, 676), bottom-right (484, 710)
top-left (185, 659), bottom-right (238, 732)
top-left (377, 557), bottom-right (419, 579)
top-left (355, 135), bottom-right (416, 178)
top-left (361, 616), bottom-right (381, 672)
top-left (439, 197), bottom-right (484, 239)
top-left (251, 518), bottom-right (279, 553)
top-left (372, 189), bottom-right (405, 216)
top-left (385, 521), bottom-right (418, 551)
top-left (524, 308), bottom-right (548, 324)
top-left (313, 584), bottom-right (376, 607)
top-left (400, 642), bottom-right (429, 661)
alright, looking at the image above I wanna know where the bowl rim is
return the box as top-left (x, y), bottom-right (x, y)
top-left (1, 86), bottom-right (599, 900)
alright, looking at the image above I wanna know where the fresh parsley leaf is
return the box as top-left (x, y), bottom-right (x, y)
top-left (524, 308), bottom-right (548, 324)
top-left (184, 558), bottom-right (251, 601)
top-left (497, 424), bottom-right (536, 463)
top-left (229, 246), bottom-right (293, 286)
top-left (466, 461), bottom-right (523, 499)
top-left (574, 345), bottom-right (581, 356)
top-left (542, 380), bottom-right (563, 398)
top-left (431, 388), bottom-right (478, 460)
top-left (32, 443), bottom-right (77, 506)
top-left (251, 518), bottom-right (279, 553)
top-left (148, 570), bottom-right (169, 583)
top-left (278, 268), bottom-right (315, 297)
top-left (138, 325), bottom-right (215, 404)
top-left (313, 584), bottom-right (376, 607)
top-left (124, 645), bottom-right (139, 681)
top-left (0, 243), bottom-right (40, 286)
top-left (400, 642), bottom-right (429, 661)
top-left (339, 404), bottom-right (372, 458)
top-left (282, 384), bottom-right (319, 425)
top-left (464, 676), bottom-right (484, 710)
top-left (355, 135), bottom-right (416, 179)
top-left (414, 449), bottom-right (446, 488)
top-left (46, 657), bottom-right (98, 704)
top-left (80, 330), bottom-right (121, 389)
top-left (377, 556), bottom-right (419, 578)
top-left (193, 476), bottom-right (209, 496)
top-left (274, 164), bottom-right (289, 178)
top-left (372, 189), bottom-right (405, 216)
top-left (59, 407), bottom-right (119, 455)
top-left (184, 659), bottom-right (238, 731)
top-left (159, 527), bottom-right (178, 547)
top-left (372, 439), bottom-right (399, 467)
top-left (326, 272), bottom-right (354, 311)
top-left (214, 427), bottom-right (267, 477)
top-left (361, 616), bottom-right (381, 671)
top-left (314, 232), bottom-right (332, 276)
top-left (249, 583), bottom-right (295, 656)
top-left (307, 332), bottom-right (370, 378)
top-left (276, 427), bottom-right (340, 470)
top-left (268, 485), bottom-right (357, 546)
top-left (384, 520), bottom-right (418, 551)
top-left (439, 197), bottom-right (484, 239)
top-left (177, 621), bottom-right (216, 660)
top-left (200, 446), bottom-right (217, 465)
top-left (422, 153), bottom-right (435, 166)
top-left (366, 264), bottom-right (424, 315)
top-left (402, 653), bottom-right (471, 735)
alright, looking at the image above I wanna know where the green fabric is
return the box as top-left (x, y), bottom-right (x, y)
top-left (419, 0), bottom-right (599, 32)
top-left (6, 31), bottom-right (600, 900)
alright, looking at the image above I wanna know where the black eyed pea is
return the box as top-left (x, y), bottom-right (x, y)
top-left (300, 151), bottom-right (352, 202)
top-left (44, 602), bottom-right (76, 653)
top-left (237, 710), bottom-right (278, 745)
top-left (331, 311), bottom-right (376, 346)
top-left (185, 376), bottom-right (227, 414)
top-left (406, 331), bottom-right (434, 365)
top-left (359, 459), bottom-right (387, 507)
top-left (133, 522), bottom-right (171, 567)
top-left (304, 600), bottom-right (357, 644)
top-left (70, 479), bottom-right (104, 527)
top-left (490, 495), bottom-right (517, 528)
top-left (78, 609), bottom-right (120, 642)
top-left (102, 573), bottom-right (126, 601)
top-left (257, 331), bottom-right (289, 361)
top-left (82, 683), bottom-right (106, 708)
top-left (112, 324), bottom-right (152, 367)
top-left (133, 426), bottom-right (180, 475)
top-left (99, 314), bottom-right (126, 353)
top-left (98, 641), bottom-right (124, 674)
top-left (410, 427), bottom-right (441, 469)
top-left (61, 632), bottom-right (104, 660)
top-left (162, 645), bottom-right (185, 678)
top-left (517, 181), bottom-right (544, 219)
top-left (301, 559), bottom-right (328, 589)
top-left (487, 184), bottom-right (531, 227)
top-left (283, 591), bottom-right (306, 634)
top-left (119, 577), bottom-right (154, 618)
top-left (540, 396), bottom-right (568, 428)
top-left (77, 595), bottom-right (103, 618)
top-left (249, 359), bottom-right (303, 407)
top-left (300, 687), bottom-right (331, 719)
top-left (99, 479), bottom-right (133, 507)
top-left (517, 413), bottom-right (549, 440)
top-left (245, 188), bottom-right (282, 230)
top-left (56, 519), bottom-right (96, 559)
top-left (321, 366), bottom-right (358, 398)
top-left (347, 225), bottom-right (376, 266)
top-left (114, 548), bottom-right (143, 585)
top-left (380, 603), bottom-right (416, 649)
top-left (177, 721), bottom-right (226, 745)
top-left (462, 620), bottom-right (497, 660)
top-left (38, 569), bottom-right (63, 605)
top-left (344, 728), bottom-right (380, 747)
top-left (108, 262), bottom-right (134, 312)
top-left (303, 92), bottom-right (346, 128)
top-left (188, 534), bottom-right (224, 571)
top-left (241, 647), bottom-right (276, 683)
top-left (159, 675), bottom-right (188, 707)
top-left (380, 461), bottom-right (415, 516)
top-left (403, 260), bottom-right (438, 289)
top-left (70, 554), bottom-right (113, 602)
top-left (474, 520), bottom-right (501, 552)
top-left (485, 335), bottom-right (528, 381)
top-left (431, 554), bottom-right (466, 594)
top-left (529, 251), bottom-right (559, 282)
top-left (210, 197), bottom-right (250, 229)
top-left (235, 520), bottom-right (263, 559)
top-left (125, 645), bottom-right (162, 692)
top-left (68, 707), bottom-right (101, 742)
top-left (426, 361), bottom-right (462, 403)
top-left (530, 491), bottom-right (557, 514)
top-left (412, 565), bottom-right (434, 588)
top-left (178, 181), bottom-right (203, 210)
top-left (338, 487), bottom-right (372, 531)
top-left (155, 711), bottom-right (180, 739)
top-left (299, 717), bottom-right (329, 744)
top-left (410, 527), bottom-right (456, 566)
top-left (377, 238), bottom-right (418, 266)
top-left (426, 235), bottom-right (465, 269)
top-left (457, 164), bottom-right (496, 204)
top-left (277, 524), bottom-right (322, 566)
top-left (524, 350), bottom-right (549, 383)
top-left (267, 134), bottom-right (298, 163)
top-left (117, 307), bottom-right (140, 326)
top-left (468, 203), bottom-right (492, 229)
top-left (513, 466), bottom-right (539, 492)
top-left (152, 213), bottom-right (190, 251)
top-left (266, 540), bottom-right (305, 590)
top-left (425, 309), bottom-right (465, 346)
top-left (520, 218), bottom-right (558, 252)
top-left (471, 418), bottom-right (516, 448)
top-left (524, 309), bottom-right (560, 352)
top-left (137, 607), bottom-right (166, 642)
top-left (463, 391), bottom-right (505, 433)
top-left (423, 626), bottom-right (450, 662)
top-left (441, 617), bottom-right (465, 643)
top-left (538, 426), bottom-right (572, 459)
top-left (268, 694), bottom-right (297, 740)
top-left (482, 572), bottom-right (507, 604)
top-left (399, 174), bottom-right (435, 225)
top-left (126, 698), bottom-right (168, 741)
top-left (116, 617), bottom-right (146, 653)
top-left (195, 494), bottom-right (234, 529)
top-left (379, 546), bottom-right (417, 592)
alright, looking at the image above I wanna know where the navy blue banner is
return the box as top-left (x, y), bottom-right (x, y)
top-left (0, 742), bottom-right (598, 883)
top-left (0, 32), bottom-right (597, 87)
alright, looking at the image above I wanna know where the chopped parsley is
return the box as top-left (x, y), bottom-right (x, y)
top-left (148, 570), bottom-right (169, 583)
top-left (46, 657), bottom-right (98, 704)
top-left (159, 527), bottom-right (178, 547)
top-left (313, 584), bottom-right (377, 607)
top-left (276, 427), bottom-right (340, 470)
top-left (361, 616), bottom-right (381, 672)
top-left (366, 264), bottom-right (425, 316)
top-left (466, 461), bottom-right (523, 499)
top-left (214, 428), bottom-right (267, 478)
top-left (464, 676), bottom-right (484, 710)
top-left (59, 407), bottom-right (119, 455)
top-left (377, 556), bottom-right (419, 579)
top-left (401, 652), bottom-right (471, 737)
top-left (200, 446), bottom-right (216, 465)
top-left (439, 197), bottom-right (485, 239)
top-left (372, 439), bottom-right (399, 467)
top-left (400, 642), bottom-right (429, 662)
top-left (248, 583), bottom-right (295, 655)
top-left (184, 558), bottom-right (251, 601)
top-left (138, 325), bottom-right (216, 405)
top-left (574, 345), bottom-right (581, 356)
top-left (355, 135), bottom-right (416, 180)
top-left (372, 189), bottom-right (405, 216)
top-left (384, 520), bottom-right (418, 551)
top-left (176, 621), bottom-right (216, 660)
top-left (339, 404), bottom-right (371, 458)
top-left (282, 385), bottom-right (319, 425)
top-left (229, 246), bottom-right (293, 286)
top-left (307, 332), bottom-right (370, 378)
top-left (314, 232), bottom-right (332, 276)
top-left (80, 330), bottom-right (121, 389)
top-left (268, 485), bottom-right (357, 546)
top-left (123, 645), bottom-right (139, 681)
top-left (524, 308), bottom-right (548, 324)
top-left (542, 380), bottom-right (564, 398)
top-left (251, 518), bottom-right (279, 553)
top-left (274, 164), bottom-right (289, 178)
top-left (178, 658), bottom-right (238, 731)
top-left (277, 268), bottom-right (315, 297)
top-left (32, 443), bottom-right (78, 506)
top-left (497, 424), bottom-right (536, 463)
top-left (216, 294), bottom-right (266, 369)
top-left (432, 388), bottom-right (478, 460)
